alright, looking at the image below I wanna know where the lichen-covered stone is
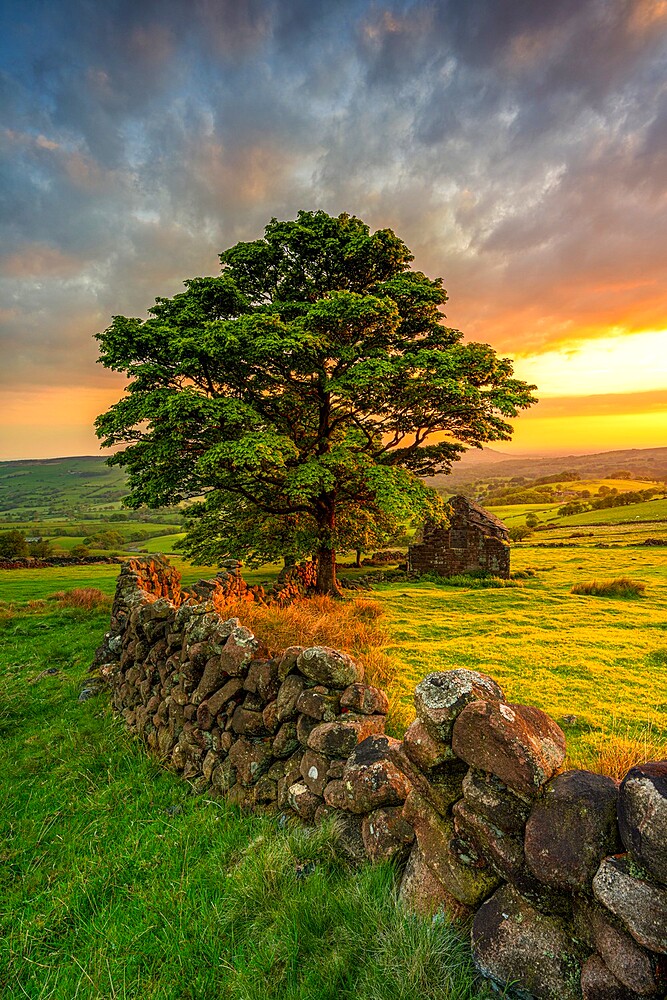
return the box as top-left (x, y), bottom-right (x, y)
top-left (398, 844), bottom-right (472, 921)
top-left (389, 742), bottom-right (466, 816)
top-left (272, 721), bottom-right (299, 758)
top-left (275, 673), bottom-right (306, 721)
top-left (580, 954), bottom-right (646, 1000)
top-left (462, 768), bottom-right (531, 835)
top-left (414, 669), bottom-right (504, 741)
top-left (277, 645), bottom-right (304, 680)
top-left (323, 735), bottom-right (410, 813)
top-left (295, 685), bottom-right (340, 721)
top-left (453, 798), bottom-right (525, 878)
top-left (525, 770), bottom-right (621, 891)
top-left (618, 761), bottom-right (667, 887)
top-left (243, 659), bottom-right (280, 702)
top-left (340, 683), bottom-right (389, 716)
top-left (228, 737), bottom-right (272, 786)
top-left (452, 700), bottom-right (566, 797)
top-left (300, 749), bottom-right (330, 797)
top-left (572, 896), bottom-right (667, 996)
top-left (231, 705), bottom-right (266, 737)
top-left (403, 789), bottom-right (499, 906)
top-left (472, 884), bottom-right (585, 1000)
top-left (287, 782), bottom-right (321, 822)
top-left (403, 719), bottom-right (458, 770)
top-left (297, 646), bottom-right (362, 688)
top-left (593, 855), bottom-right (667, 954)
top-left (307, 716), bottom-right (385, 759)
top-left (362, 806), bottom-right (414, 863)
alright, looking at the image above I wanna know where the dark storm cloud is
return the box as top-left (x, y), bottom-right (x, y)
top-left (1, 0), bottom-right (666, 393)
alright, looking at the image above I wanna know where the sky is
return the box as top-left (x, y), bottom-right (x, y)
top-left (1, 0), bottom-right (666, 461)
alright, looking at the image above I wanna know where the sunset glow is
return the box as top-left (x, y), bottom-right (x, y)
top-left (1, 1), bottom-right (666, 461)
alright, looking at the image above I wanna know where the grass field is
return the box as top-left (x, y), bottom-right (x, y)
top-left (0, 604), bottom-right (484, 1000)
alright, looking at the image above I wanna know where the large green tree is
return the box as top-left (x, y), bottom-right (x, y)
top-left (96, 211), bottom-right (537, 594)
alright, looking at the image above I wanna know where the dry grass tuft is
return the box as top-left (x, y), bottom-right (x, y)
top-left (213, 592), bottom-right (411, 734)
top-left (568, 721), bottom-right (667, 780)
top-left (571, 577), bottom-right (646, 598)
top-left (47, 588), bottom-right (112, 611)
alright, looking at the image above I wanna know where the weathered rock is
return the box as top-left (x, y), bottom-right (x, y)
top-left (453, 798), bottom-right (525, 878)
top-left (228, 737), bottom-right (272, 786)
top-left (287, 782), bottom-right (321, 823)
top-left (403, 790), bottom-right (499, 906)
top-left (297, 646), bottom-right (362, 689)
top-left (272, 722), bottom-right (299, 758)
top-left (300, 749), bottom-right (330, 797)
top-left (210, 759), bottom-right (236, 795)
top-left (415, 669), bottom-right (504, 741)
top-left (593, 855), bottom-right (667, 954)
top-left (618, 761), bottom-right (667, 887)
top-left (275, 673), bottom-right (306, 721)
top-left (277, 645), bottom-right (304, 680)
top-left (307, 716), bottom-right (385, 759)
top-left (230, 706), bottom-right (266, 737)
top-left (262, 699), bottom-right (280, 733)
top-left (196, 677), bottom-right (244, 729)
top-left (202, 749), bottom-right (218, 781)
top-left (331, 810), bottom-right (366, 863)
top-left (295, 685), bottom-right (340, 721)
top-left (403, 718), bottom-right (458, 770)
top-left (254, 775), bottom-right (278, 805)
top-left (340, 683), bottom-right (389, 716)
top-left (324, 735), bottom-right (411, 813)
top-left (296, 712), bottom-right (319, 747)
top-left (398, 844), bottom-right (472, 921)
top-left (472, 884), bottom-right (585, 1000)
top-left (580, 955), bottom-right (646, 1000)
top-left (525, 770), bottom-right (621, 891)
top-left (452, 700), bottom-right (566, 797)
top-left (573, 896), bottom-right (666, 996)
top-left (389, 742), bottom-right (466, 816)
top-left (462, 768), bottom-right (531, 835)
top-left (243, 659), bottom-right (280, 702)
top-left (362, 806), bottom-right (415, 863)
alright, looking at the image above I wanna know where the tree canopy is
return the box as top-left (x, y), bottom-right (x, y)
top-left (95, 210), bottom-right (537, 594)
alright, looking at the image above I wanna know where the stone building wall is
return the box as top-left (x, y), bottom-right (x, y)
top-left (408, 496), bottom-right (511, 579)
top-left (93, 558), bottom-right (667, 1000)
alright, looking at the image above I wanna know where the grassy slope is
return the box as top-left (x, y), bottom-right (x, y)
top-left (0, 605), bottom-right (483, 1000)
top-left (0, 457), bottom-right (128, 513)
top-left (377, 543), bottom-right (667, 765)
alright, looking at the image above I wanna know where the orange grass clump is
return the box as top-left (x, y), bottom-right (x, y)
top-left (567, 721), bottom-right (667, 780)
top-left (213, 592), bottom-right (412, 734)
top-left (48, 588), bottom-right (112, 611)
top-left (571, 577), bottom-right (646, 598)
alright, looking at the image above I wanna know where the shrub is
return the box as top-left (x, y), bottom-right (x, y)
top-left (47, 588), bottom-right (112, 610)
top-left (571, 578), bottom-right (646, 598)
top-left (508, 525), bottom-right (532, 542)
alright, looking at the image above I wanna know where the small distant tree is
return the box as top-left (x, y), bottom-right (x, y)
top-left (525, 513), bottom-right (539, 529)
top-left (509, 525), bottom-right (532, 542)
top-left (0, 530), bottom-right (29, 559)
top-left (97, 210), bottom-right (537, 595)
top-left (28, 539), bottom-right (52, 558)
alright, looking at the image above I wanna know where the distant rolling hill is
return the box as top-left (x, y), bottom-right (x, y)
top-left (430, 446), bottom-right (667, 489)
top-left (0, 456), bottom-right (127, 515)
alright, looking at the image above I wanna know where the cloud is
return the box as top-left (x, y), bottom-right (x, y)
top-left (0, 0), bottom-right (666, 457)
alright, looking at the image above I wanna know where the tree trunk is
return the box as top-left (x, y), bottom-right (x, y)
top-left (315, 544), bottom-right (341, 597)
top-left (355, 549), bottom-right (362, 568)
top-left (315, 496), bottom-right (342, 596)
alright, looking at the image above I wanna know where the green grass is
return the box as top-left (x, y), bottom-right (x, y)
top-left (0, 605), bottom-right (485, 1000)
top-left (374, 543), bottom-right (667, 765)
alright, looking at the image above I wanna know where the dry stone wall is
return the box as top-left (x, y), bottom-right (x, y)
top-left (93, 558), bottom-right (667, 1000)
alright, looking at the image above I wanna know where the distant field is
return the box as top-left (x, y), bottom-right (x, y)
top-left (377, 542), bottom-right (667, 764)
top-left (489, 493), bottom-right (667, 528)
top-left (0, 456), bottom-right (127, 515)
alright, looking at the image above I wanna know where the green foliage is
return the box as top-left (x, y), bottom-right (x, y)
top-left (524, 513), bottom-right (539, 529)
top-left (81, 529), bottom-right (125, 550)
top-left (571, 578), bottom-right (646, 598)
top-left (96, 210), bottom-right (536, 592)
top-left (508, 525), bottom-right (532, 541)
top-left (0, 529), bottom-right (28, 558)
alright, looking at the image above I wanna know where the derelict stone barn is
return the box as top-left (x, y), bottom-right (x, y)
top-left (408, 495), bottom-right (510, 579)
